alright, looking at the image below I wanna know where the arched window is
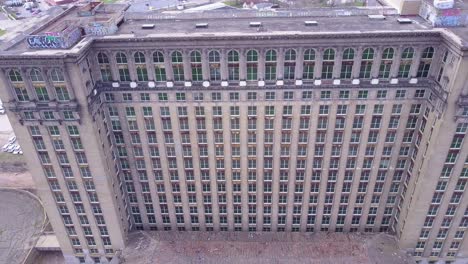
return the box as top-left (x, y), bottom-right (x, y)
top-left (208, 51), bottom-right (220, 62)
top-left (34, 69), bottom-right (50, 101)
top-left (116, 52), bottom-right (130, 82)
top-left (322, 48), bottom-right (335, 79)
top-left (153, 51), bottom-right (166, 82)
top-left (171, 51), bottom-right (184, 81)
top-left (341, 48), bottom-right (354, 79)
top-left (417, 47), bottom-right (434, 78)
top-left (51, 68), bottom-right (70, 101)
top-left (97, 53), bottom-right (111, 81)
top-left (116, 52), bottom-right (127, 64)
top-left (284, 49), bottom-right (296, 61)
top-left (284, 49), bottom-right (296, 80)
top-left (51, 68), bottom-right (64, 82)
top-left (421, 47), bottom-right (434, 59)
top-left (190, 51), bottom-right (201, 63)
top-left (171, 51), bottom-right (183, 63)
top-left (9, 69), bottom-right (22, 82)
top-left (134, 52), bottom-right (148, 81)
top-left (208, 51), bottom-right (220, 81)
top-left (227, 50), bottom-right (239, 81)
top-left (303, 49), bottom-right (315, 80)
top-left (97, 52), bottom-right (109, 64)
top-left (134, 52), bottom-right (146, 64)
top-left (247, 50), bottom-right (258, 62)
top-left (190, 51), bottom-right (202, 81)
top-left (228, 50), bottom-right (239, 62)
top-left (265, 50), bottom-right (277, 81)
top-left (153, 51), bottom-right (164, 63)
top-left (323, 49), bottom-right (335, 61)
top-left (9, 69), bottom-right (29, 102)
top-left (398, 47), bottom-right (414, 78)
top-left (402, 47), bottom-right (414, 59)
top-left (359, 48), bottom-right (374, 78)
top-left (379, 48), bottom-right (394, 78)
top-left (247, 50), bottom-right (258, 81)
top-left (30, 68), bottom-right (44, 82)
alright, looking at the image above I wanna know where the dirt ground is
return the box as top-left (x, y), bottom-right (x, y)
top-left (0, 189), bottom-right (46, 264)
top-left (0, 114), bottom-right (34, 189)
top-left (122, 231), bottom-right (415, 264)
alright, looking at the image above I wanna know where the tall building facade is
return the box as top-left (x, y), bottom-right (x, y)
top-left (1, 3), bottom-right (468, 263)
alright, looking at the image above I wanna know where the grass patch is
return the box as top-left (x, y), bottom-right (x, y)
top-left (102, 0), bottom-right (119, 3)
top-left (0, 152), bottom-right (25, 163)
top-left (0, 29), bottom-right (6, 36)
top-left (223, 0), bottom-right (244, 8)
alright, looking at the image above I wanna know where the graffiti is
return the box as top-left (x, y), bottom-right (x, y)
top-left (65, 27), bottom-right (82, 47)
top-left (441, 9), bottom-right (461, 16)
top-left (435, 15), bottom-right (464, 27)
top-left (27, 35), bottom-right (63, 48)
top-left (84, 24), bottom-right (118, 36)
top-left (27, 27), bottom-right (82, 49)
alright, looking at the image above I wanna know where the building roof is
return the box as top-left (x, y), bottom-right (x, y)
top-left (1, 3), bottom-right (468, 57)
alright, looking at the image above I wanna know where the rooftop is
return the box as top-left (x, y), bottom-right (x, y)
top-left (2, 2), bottom-right (468, 56)
top-left (116, 13), bottom-right (433, 38)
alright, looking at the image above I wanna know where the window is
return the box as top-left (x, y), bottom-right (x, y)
top-left (97, 53), bottom-right (112, 81)
top-left (228, 50), bottom-right (240, 81)
top-left (50, 68), bottom-right (64, 82)
top-left (55, 86), bottom-right (70, 101)
top-left (190, 51), bottom-right (203, 81)
top-left (35, 86), bottom-right (49, 101)
top-left (116, 52), bottom-right (131, 82)
top-left (417, 47), bottom-right (434, 78)
top-left (359, 48), bottom-right (374, 79)
top-left (134, 52), bottom-right (148, 81)
top-left (398, 47), bottom-right (414, 78)
top-left (340, 48), bottom-right (354, 79)
top-left (171, 51), bottom-right (184, 81)
top-left (208, 50), bottom-right (221, 81)
top-left (246, 50), bottom-right (258, 81)
top-left (284, 49), bottom-right (296, 80)
top-left (322, 48), bottom-right (335, 79)
top-left (265, 49), bottom-right (277, 81)
top-left (379, 48), bottom-right (394, 79)
top-left (153, 51), bottom-right (166, 81)
top-left (303, 49), bottom-right (315, 80)
top-left (358, 90), bottom-right (368, 99)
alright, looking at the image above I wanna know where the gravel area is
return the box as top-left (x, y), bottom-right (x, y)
top-left (122, 231), bottom-right (414, 264)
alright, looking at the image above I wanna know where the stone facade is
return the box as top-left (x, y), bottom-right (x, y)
top-left (0, 7), bottom-right (468, 264)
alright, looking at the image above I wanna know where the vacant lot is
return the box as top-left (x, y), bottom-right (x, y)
top-left (123, 231), bottom-right (414, 264)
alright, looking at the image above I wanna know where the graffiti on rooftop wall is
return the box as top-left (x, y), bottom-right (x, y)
top-left (27, 27), bottom-right (82, 49)
top-left (84, 23), bottom-right (118, 36)
top-left (441, 9), bottom-right (461, 16)
top-left (27, 35), bottom-right (63, 48)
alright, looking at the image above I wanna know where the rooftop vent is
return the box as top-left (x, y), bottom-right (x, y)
top-left (304, 20), bottom-right (318, 26)
top-left (141, 24), bottom-right (155, 29)
top-left (368, 15), bottom-right (386, 20)
top-left (195, 23), bottom-right (208, 28)
top-left (397, 18), bottom-right (413, 24)
top-left (249, 22), bottom-right (262, 27)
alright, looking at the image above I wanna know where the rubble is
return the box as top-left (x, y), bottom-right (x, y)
top-left (122, 231), bottom-right (415, 264)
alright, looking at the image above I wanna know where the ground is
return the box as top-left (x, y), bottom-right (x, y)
top-left (122, 231), bottom-right (415, 264)
top-left (0, 114), bottom-right (33, 189)
top-left (0, 189), bottom-right (46, 264)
